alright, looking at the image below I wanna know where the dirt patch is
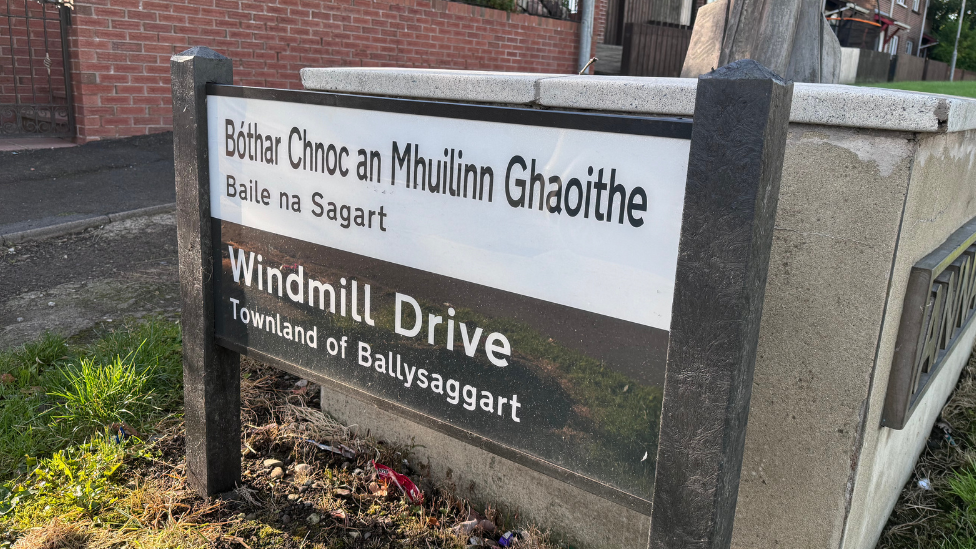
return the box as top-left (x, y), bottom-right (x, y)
top-left (0, 213), bottom-right (180, 349)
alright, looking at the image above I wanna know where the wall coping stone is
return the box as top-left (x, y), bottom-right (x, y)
top-left (301, 68), bottom-right (976, 133)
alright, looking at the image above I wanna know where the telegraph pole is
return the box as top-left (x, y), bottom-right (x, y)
top-left (950, 0), bottom-right (967, 81)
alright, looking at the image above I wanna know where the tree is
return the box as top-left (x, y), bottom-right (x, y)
top-left (927, 0), bottom-right (976, 71)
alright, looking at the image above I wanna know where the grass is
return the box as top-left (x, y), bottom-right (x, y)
top-left (860, 80), bottom-right (976, 99)
top-left (880, 350), bottom-right (976, 548)
top-left (0, 319), bottom-right (559, 549)
top-left (0, 319), bottom-right (182, 479)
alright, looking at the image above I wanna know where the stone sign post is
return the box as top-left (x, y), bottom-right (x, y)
top-left (171, 46), bottom-right (791, 547)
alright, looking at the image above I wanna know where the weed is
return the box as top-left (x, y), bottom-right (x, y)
top-left (48, 352), bottom-right (155, 440)
top-left (1, 319), bottom-right (562, 549)
top-left (0, 317), bottom-right (181, 479)
top-left (881, 351), bottom-right (976, 548)
top-left (34, 436), bottom-right (125, 515)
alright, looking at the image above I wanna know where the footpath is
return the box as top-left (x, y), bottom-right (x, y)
top-left (0, 133), bottom-right (176, 244)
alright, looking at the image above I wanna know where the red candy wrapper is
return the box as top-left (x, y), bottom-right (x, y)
top-left (372, 460), bottom-right (423, 504)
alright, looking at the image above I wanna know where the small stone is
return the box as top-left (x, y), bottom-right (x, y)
top-left (334, 488), bottom-right (352, 497)
top-left (264, 458), bottom-right (284, 468)
top-left (47, 302), bottom-right (55, 307)
top-left (298, 486), bottom-right (308, 493)
top-left (294, 463), bottom-right (312, 474)
top-left (287, 493), bottom-right (300, 501)
top-left (245, 513), bottom-right (257, 520)
top-left (307, 513), bottom-right (321, 525)
top-left (280, 514), bottom-right (291, 524)
top-left (270, 467), bottom-right (284, 479)
top-left (16, 318), bottom-right (23, 322)
top-left (347, 531), bottom-right (361, 540)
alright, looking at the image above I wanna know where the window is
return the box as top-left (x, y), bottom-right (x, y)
top-left (897, 0), bottom-right (907, 6)
top-left (913, 0), bottom-right (920, 11)
top-left (906, 40), bottom-right (914, 54)
top-left (889, 35), bottom-right (900, 55)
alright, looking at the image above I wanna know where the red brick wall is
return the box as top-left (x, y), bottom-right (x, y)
top-left (67, 0), bottom-right (603, 141)
top-left (848, 0), bottom-right (927, 54)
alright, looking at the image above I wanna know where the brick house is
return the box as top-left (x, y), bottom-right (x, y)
top-left (1, 0), bottom-right (606, 142)
top-left (825, 0), bottom-right (933, 56)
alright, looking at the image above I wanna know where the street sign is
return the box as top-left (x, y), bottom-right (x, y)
top-left (172, 46), bottom-right (792, 548)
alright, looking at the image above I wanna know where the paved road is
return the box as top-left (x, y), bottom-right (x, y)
top-left (0, 213), bottom-right (181, 349)
top-left (0, 133), bottom-right (179, 349)
top-left (0, 133), bottom-right (175, 235)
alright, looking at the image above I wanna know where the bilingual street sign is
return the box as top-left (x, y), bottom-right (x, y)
top-left (209, 84), bottom-right (689, 506)
top-left (173, 47), bottom-right (792, 548)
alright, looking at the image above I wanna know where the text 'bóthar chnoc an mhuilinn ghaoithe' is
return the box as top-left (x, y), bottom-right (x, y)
top-left (223, 121), bottom-right (651, 232)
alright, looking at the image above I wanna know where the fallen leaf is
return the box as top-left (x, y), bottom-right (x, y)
top-left (427, 516), bottom-right (440, 528)
top-left (368, 481), bottom-right (388, 496)
top-left (0, 373), bottom-right (14, 384)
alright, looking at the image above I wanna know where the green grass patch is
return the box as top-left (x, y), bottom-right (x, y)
top-left (881, 351), bottom-right (976, 548)
top-left (860, 80), bottom-right (976, 99)
top-left (0, 318), bottom-right (182, 479)
top-left (0, 320), bottom-right (562, 549)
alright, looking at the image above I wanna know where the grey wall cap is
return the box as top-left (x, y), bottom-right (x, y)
top-left (300, 67), bottom-right (564, 105)
top-left (537, 75), bottom-right (697, 117)
top-left (300, 67), bottom-right (976, 133)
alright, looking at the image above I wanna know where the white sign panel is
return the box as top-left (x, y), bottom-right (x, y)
top-left (207, 93), bottom-right (689, 331)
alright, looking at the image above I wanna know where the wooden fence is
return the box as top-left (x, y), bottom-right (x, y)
top-left (604, 0), bottom-right (687, 45)
top-left (621, 21), bottom-right (692, 77)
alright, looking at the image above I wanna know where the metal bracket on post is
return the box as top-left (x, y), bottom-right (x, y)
top-left (650, 59), bottom-right (793, 549)
top-left (171, 46), bottom-right (241, 497)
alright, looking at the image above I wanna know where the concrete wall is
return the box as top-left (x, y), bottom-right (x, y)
top-left (840, 128), bottom-right (976, 548)
top-left (839, 47), bottom-right (859, 84)
top-left (303, 70), bottom-right (976, 548)
top-left (732, 124), bottom-right (915, 548)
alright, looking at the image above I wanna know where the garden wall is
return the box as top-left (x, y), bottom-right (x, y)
top-left (67, 0), bottom-right (603, 141)
top-left (304, 68), bottom-right (976, 549)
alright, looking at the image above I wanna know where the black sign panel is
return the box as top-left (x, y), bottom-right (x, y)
top-left (214, 219), bottom-right (670, 501)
